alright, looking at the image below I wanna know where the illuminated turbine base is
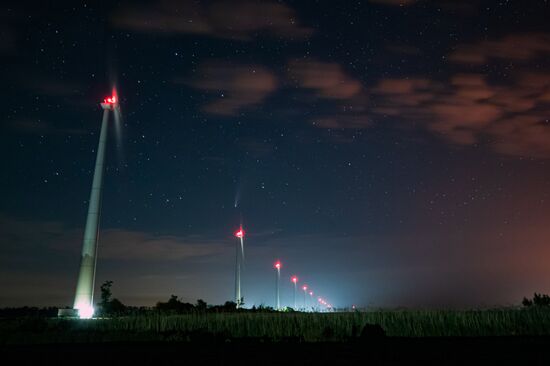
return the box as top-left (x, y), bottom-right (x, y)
top-left (76, 303), bottom-right (95, 319)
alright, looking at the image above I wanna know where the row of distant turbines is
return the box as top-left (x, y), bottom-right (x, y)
top-left (234, 226), bottom-right (333, 311)
top-left (61, 92), bottom-right (333, 318)
top-left (277, 261), bottom-right (332, 311)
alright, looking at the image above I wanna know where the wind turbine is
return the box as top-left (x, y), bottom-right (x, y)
top-left (274, 261), bottom-right (281, 310)
top-left (234, 226), bottom-right (245, 308)
top-left (302, 284), bottom-right (308, 311)
top-left (291, 275), bottom-right (298, 310)
top-left (65, 92), bottom-right (120, 319)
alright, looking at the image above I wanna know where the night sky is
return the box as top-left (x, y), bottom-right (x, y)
top-left (2, 0), bottom-right (550, 309)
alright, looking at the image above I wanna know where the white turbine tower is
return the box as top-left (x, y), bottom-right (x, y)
top-left (60, 92), bottom-right (119, 319)
top-left (234, 226), bottom-right (245, 308)
top-left (274, 260), bottom-right (281, 310)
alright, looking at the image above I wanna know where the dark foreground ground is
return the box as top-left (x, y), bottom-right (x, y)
top-left (3, 337), bottom-right (550, 366)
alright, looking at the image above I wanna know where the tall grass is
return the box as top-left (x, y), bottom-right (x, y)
top-left (2, 308), bottom-right (550, 344)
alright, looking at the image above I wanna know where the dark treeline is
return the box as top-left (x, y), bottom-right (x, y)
top-left (0, 307), bottom-right (59, 318)
top-left (153, 295), bottom-right (278, 314)
top-left (0, 298), bottom-right (279, 318)
top-left (522, 293), bottom-right (550, 308)
top-left (0, 288), bottom-right (282, 318)
top-left (92, 281), bottom-right (279, 316)
top-left (3, 284), bottom-right (547, 318)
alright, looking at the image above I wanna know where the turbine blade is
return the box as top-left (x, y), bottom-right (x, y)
top-left (114, 105), bottom-right (123, 125)
top-left (240, 237), bottom-right (245, 264)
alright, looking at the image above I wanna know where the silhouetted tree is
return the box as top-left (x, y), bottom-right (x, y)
top-left (522, 293), bottom-right (550, 307)
top-left (98, 280), bottom-right (126, 316)
top-left (108, 298), bottom-right (127, 314)
top-left (155, 295), bottom-right (195, 313)
top-left (223, 301), bottom-right (237, 311)
top-left (196, 299), bottom-right (207, 311)
top-left (99, 280), bottom-right (113, 308)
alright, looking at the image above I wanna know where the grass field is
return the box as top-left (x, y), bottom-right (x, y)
top-left (2, 308), bottom-right (550, 344)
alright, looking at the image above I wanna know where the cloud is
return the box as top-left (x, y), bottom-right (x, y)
top-left (438, 2), bottom-right (480, 16)
top-left (450, 33), bottom-right (550, 65)
top-left (99, 230), bottom-right (227, 261)
top-left (288, 59), bottom-right (369, 129)
top-left (0, 214), bottom-right (228, 264)
top-left (184, 61), bottom-right (278, 116)
top-left (112, 0), bottom-right (313, 40)
top-left (289, 59), bottom-right (363, 100)
top-left (0, 214), bottom-right (233, 306)
top-left (9, 118), bottom-right (87, 135)
top-left (312, 115), bottom-right (370, 129)
top-left (0, 25), bottom-right (15, 54)
top-left (371, 71), bottom-right (550, 157)
top-left (369, 0), bottom-right (418, 6)
top-left (386, 44), bottom-right (422, 56)
top-left (24, 78), bottom-right (83, 97)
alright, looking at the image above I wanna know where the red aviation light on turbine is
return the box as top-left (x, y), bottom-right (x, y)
top-left (234, 228), bottom-right (245, 238)
top-left (302, 285), bottom-right (308, 291)
top-left (274, 261), bottom-right (281, 270)
top-left (291, 275), bottom-right (298, 284)
top-left (103, 95), bottom-right (117, 105)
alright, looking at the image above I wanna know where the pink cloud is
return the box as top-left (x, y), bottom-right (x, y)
top-left (186, 62), bottom-right (278, 116)
top-left (372, 71), bottom-right (550, 157)
top-left (312, 115), bottom-right (370, 129)
top-left (289, 59), bottom-right (363, 100)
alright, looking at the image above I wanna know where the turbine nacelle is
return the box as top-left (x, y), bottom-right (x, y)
top-left (235, 228), bottom-right (245, 238)
top-left (101, 93), bottom-right (118, 110)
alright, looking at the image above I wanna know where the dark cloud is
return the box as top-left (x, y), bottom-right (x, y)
top-left (23, 78), bottom-right (84, 97)
top-left (0, 214), bottom-right (227, 262)
top-left (112, 0), bottom-right (313, 40)
top-left (0, 25), bottom-right (15, 54)
top-left (0, 214), bottom-right (233, 306)
top-left (450, 33), bottom-right (550, 65)
top-left (0, 214), bottom-right (232, 306)
top-left (8, 119), bottom-right (87, 136)
top-left (369, 0), bottom-right (418, 6)
top-left (99, 229), bottom-right (228, 261)
top-left (386, 44), bottom-right (422, 56)
top-left (184, 61), bottom-right (278, 116)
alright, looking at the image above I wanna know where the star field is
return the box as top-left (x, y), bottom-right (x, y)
top-left (1, 0), bottom-right (550, 308)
